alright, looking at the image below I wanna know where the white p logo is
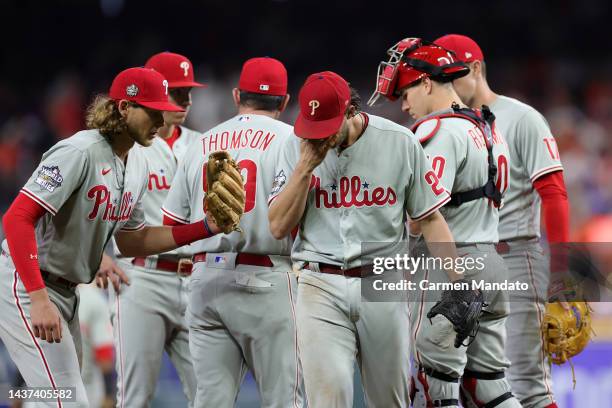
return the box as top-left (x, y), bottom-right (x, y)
top-left (180, 61), bottom-right (190, 77)
top-left (309, 100), bottom-right (320, 116)
top-left (162, 79), bottom-right (169, 95)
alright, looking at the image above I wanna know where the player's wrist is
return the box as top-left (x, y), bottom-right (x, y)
top-left (203, 217), bottom-right (220, 236)
top-left (295, 160), bottom-right (316, 178)
top-left (29, 287), bottom-right (50, 303)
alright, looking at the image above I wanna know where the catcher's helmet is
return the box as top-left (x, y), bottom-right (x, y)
top-left (367, 38), bottom-right (469, 106)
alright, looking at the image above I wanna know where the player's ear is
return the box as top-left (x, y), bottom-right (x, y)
top-left (117, 100), bottom-right (130, 118)
top-left (232, 88), bottom-right (240, 107)
top-left (472, 61), bottom-right (482, 78)
top-left (423, 77), bottom-right (433, 95)
top-left (279, 94), bottom-right (290, 113)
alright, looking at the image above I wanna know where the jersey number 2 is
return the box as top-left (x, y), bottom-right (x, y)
top-left (203, 159), bottom-right (257, 213)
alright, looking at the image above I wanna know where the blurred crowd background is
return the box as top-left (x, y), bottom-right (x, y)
top-left (0, 0), bottom-right (610, 407)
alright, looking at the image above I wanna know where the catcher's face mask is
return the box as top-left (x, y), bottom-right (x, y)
top-left (367, 37), bottom-right (424, 107)
top-left (367, 37), bottom-right (469, 107)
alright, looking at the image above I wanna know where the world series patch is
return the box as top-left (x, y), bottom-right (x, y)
top-left (35, 165), bottom-right (64, 192)
top-left (271, 170), bottom-right (286, 195)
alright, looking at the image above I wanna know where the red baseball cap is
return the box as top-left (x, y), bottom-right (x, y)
top-left (294, 71), bottom-right (351, 140)
top-left (238, 57), bottom-right (287, 96)
top-left (109, 67), bottom-right (184, 112)
top-left (434, 34), bottom-right (484, 63)
top-left (145, 52), bottom-right (206, 88)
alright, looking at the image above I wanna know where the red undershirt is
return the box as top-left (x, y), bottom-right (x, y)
top-left (162, 126), bottom-right (181, 150)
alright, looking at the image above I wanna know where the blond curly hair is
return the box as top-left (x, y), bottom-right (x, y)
top-left (85, 95), bottom-right (127, 141)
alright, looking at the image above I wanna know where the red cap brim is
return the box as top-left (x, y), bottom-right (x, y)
top-left (168, 81), bottom-right (207, 88)
top-left (294, 112), bottom-right (344, 140)
top-left (138, 100), bottom-right (185, 112)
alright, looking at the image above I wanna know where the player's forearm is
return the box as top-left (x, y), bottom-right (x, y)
top-left (115, 220), bottom-right (216, 256)
top-left (2, 193), bottom-right (47, 292)
top-left (419, 210), bottom-right (462, 282)
top-left (269, 162), bottom-right (312, 239)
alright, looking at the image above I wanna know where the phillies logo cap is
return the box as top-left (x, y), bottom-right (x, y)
top-left (145, 52), bottom-right (207, 88)
top-left (238, 57), bottom-right (288, 96)
top-left (109, 67), bottom-right (184, 112)
top-left (294, 71), bottom-right (351, 140)
top-left (434, 34), bottom-right (484, 63)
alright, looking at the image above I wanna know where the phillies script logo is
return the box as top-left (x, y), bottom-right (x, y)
top-left (87, 185), bottom-right (136, 221)
top-left (313, 176), bottom-right (397, 208)
top-left (148, 170), bottom-right (170, 191)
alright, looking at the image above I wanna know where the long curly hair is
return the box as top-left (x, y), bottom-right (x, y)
top-left (85, 95), bottom-right (127, 142)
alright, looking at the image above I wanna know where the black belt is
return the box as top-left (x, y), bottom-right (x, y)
top-left (41, 270), bottom-right (78, 289)
top-left (434, 399), bottom-right (459, 407)
top-left (463, 369), bottom-right (506, 380)
top-left (421, 366), bottom-right (460, 383)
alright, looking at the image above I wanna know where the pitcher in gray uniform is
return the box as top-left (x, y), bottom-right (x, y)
top-left (105, 52), bottom-right (206, 408)
top-left (269, 71), bottom-right (462, 408)
top-left (369, 38), bottom-right (522, 408)
top-left (162, 57), bottom-right (303, 408)
top-left (0, 67), bottom-right (224, 407)
top-left (436, 34), bottom-right (568, 408)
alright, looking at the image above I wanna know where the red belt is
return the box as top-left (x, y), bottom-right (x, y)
top-left (495, 241), bottom-right (510, 255)
top-left (132, 257), bottom-right (193, 276)
top-left (192, 253), bottom-right (273, 267)
top-left (305, 263), bottom-right (365, 278)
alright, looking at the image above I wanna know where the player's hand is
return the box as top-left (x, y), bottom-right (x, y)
top-left (298, 138), bottom-right (333, 172)
top-left (29, 289), bottom-right (63, 343)
top-left (96, 253), bottom-right (130, 293)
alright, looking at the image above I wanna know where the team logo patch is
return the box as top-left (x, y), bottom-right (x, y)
top-left (126, 84), bottom-right (139, 97)
top-left (271, 170), bottom-right (287, 195)
top-left (34, 165), bottom-right (64, 192)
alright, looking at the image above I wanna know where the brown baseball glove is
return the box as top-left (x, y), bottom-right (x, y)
top-left (205, 151), bottom-right (245, 234)
top-left (541, 301), bottom-right (592, 365)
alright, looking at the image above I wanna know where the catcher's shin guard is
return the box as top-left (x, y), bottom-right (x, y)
top-left (411, 365), bottom-right (460, 408)
top-left (460, 370), bottom-right (521, 408)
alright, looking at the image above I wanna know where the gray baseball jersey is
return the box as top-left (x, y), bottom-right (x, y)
top-left (109, 127), bottom-right (200, 408)
top-left (163, 114), bottom-right (293, 256)
top-left (2, 130), bottom-right (149, 284)
top-left (270, 113), bottom-right (450, 268)
top-left (414, 111), bottom-right (511, 243)
top-left (489, 96), bottom-right (563, 241)
top-left (165, 113), bottom-right (302, 407)
top-left (490, 96), bottom-right (562, 407)
top-left (114, 125), bottom-right (201, 258)
top-left (275, 113), bottom-right (448, 407)
top-left (0, 129), bottom-right (149, 407)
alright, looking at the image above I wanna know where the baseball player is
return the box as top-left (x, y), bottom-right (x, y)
top-left (435, 34), bottom-right (569, 408)
top-left (0, 67), bottom-right (225, 407)
top-left (368, 38), bottom-right (522, 408)
top-left (107, 52), bottom-right (205, 408)
top-left (77, 283), bottom-right (115, 408)
top-left (162, 57), bottom-right (303, 408)
top-left (268, 71), bottom-right (464, 408)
